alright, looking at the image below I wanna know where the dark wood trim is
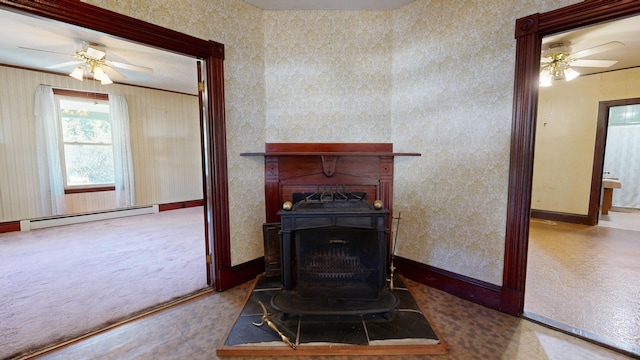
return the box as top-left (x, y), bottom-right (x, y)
top-left (506, 1), bottom-right (640, 316)
top-left (530, 209), bottom-right (593, 225)
top-left (242, 152), bottom-right (421, 157)
top-left (262, 143), bottom-right (395, 224)
top-left (257, 143), bottom-right (409, 257)
top-left (0, 0), bottom-right (228, 291)
top-left (0, 221), bottom-right (20, 233)
top-left (158, 199), bottom-right (204, 212)
top-left (588, 100), bottom-right (609, 224)
top-left (1, 63), bottom-right (198, 97)
top-left (64, 186), bottom-right (115, 194)
top-left (196, 60), bottom-right (212, 286)
top-left (265, 143), bottom-right (393, 152)
top-left (0, 0), bottom-right (222, 59)
top-left (204, 45), bottom-right (231, 291)
top-left (0, 62), bottom-right (197, 96)
top-left (216, 257), bottom-right (265, 291)
top-left (589, 97), bottom-right (640, 224)
top-left (52, 88), bottom-right (109, 100)
top-left (395, 256), bottom-right (502, 311)
top-left (503, 12), bottom-right (541, 317)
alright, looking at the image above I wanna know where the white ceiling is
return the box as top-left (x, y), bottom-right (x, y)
top-left (0, 9), bottom-right (198, 95)
top-left (542, 14), bottom-right (640, 77)
top-left (243, 0), bottom-right (415, 10)
top-left (0, 7), bottom-right (639, 95)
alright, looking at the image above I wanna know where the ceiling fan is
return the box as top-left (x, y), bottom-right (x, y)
top-left (539, 41), bottom-right (624, 87)
top-left (20, 41), bottom-right (153, 85)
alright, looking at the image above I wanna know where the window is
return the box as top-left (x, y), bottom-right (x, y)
top-left (609, 104), bottom-right (640, 126)
top-left (54, 90), bottom-right (115, 190)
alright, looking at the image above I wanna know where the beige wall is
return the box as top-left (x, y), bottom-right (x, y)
top-left (389, 0), bottom-right (577, 285)
top-left (84, 0), bottom-right (580, 285)
top-left (0, 66), bottom-right (202, 222)
top-left (532, 67), bottom-right (640, 214)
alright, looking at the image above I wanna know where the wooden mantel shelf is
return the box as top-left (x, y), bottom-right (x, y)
top-left (254, 143), bottom-right (416, 263)
top-left (242, 143), bottom-right (421, 157)
top-left (240, 151), bottom-right (421, 157)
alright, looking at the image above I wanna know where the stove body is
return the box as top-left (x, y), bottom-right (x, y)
top-left (273, 189), bottom-right (397, 315)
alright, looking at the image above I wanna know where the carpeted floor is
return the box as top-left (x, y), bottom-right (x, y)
top-left (0, 207), bottom-right (208, 359)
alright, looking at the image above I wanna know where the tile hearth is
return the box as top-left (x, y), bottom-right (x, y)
top-left (217, 275), bottom-right (447, 356)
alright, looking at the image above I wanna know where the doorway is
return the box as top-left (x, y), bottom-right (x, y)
top-left (0, 1), bottom-right (229, 357)
top-left (524, 51), bottom-right (640, 359)
top-left (598, 101), bottom-right (640, 228)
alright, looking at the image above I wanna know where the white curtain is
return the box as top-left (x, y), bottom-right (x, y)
top-left (34, 85), bottom-right (66, 215)
top-left (603, 124), bottom-right (640, 209)
top-left (109, 93), bottom-right (135, 208)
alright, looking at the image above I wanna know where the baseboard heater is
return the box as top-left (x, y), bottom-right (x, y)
top-left (20, 205), bottom-right (159, 231)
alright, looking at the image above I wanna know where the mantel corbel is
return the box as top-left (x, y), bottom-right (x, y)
top-left (320, 155), bottom-right (338, 177)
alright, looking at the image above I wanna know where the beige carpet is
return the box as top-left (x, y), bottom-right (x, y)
top-left (0, 207), bottom-right (207, 359)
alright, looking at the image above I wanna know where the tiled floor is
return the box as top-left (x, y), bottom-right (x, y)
top-left (219, 275), bottom-right (442, 355)
top-left (28, 276), bottom-right (635, 360)
top-left (526, 210), bottom-right (640, 358)
top-left (598, 207), bottom-right (640, 232)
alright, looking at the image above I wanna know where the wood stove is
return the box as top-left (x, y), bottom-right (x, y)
top-left (241, 143), bottom-right (420, 315)
top-left (271, 188), bottom-right (398, 315)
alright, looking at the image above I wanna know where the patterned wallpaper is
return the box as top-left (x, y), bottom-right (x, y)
top-left (263, 10), bottom-right (393, 142)
top-left (392, 0), bottom-right (581, 285)
top-left (85, 0), bottom-right (580, 285)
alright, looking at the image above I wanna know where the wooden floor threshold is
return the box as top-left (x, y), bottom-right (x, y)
top-left (217, 343), bottom-right (448, 357)
top-left (16, 287), bottom-right (214, 360)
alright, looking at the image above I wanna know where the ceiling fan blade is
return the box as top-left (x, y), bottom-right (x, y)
top-left (107, 60), bottom-right (154, 74)
top-left (18, 46), bottom-right (74, 57)
top-left (46, 60), bottom-right (83, 69)
top-left (101, 65), bottom-right (127, 80)
top-left (571, 41), bottom-right (624, 59)
top-left (571, 59), bottom-right (618, 68)
top-left (85, 46), bottom-right (106, 60)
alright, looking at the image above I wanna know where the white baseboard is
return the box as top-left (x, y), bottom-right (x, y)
top-left (20, 205), bottom-right (159, 231)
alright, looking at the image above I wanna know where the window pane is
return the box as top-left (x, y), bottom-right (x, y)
top-left (609, 104), bottom-right (640, 126)
top-left (61, 116), bottom-right (112, 143)
top-left (64, 144), bottom-right (115, 186)
top-left (59, 99), bottom-right (111, 143)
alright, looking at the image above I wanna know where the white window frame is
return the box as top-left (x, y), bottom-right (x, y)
top-left (53, 90), bottom-right (115, 192)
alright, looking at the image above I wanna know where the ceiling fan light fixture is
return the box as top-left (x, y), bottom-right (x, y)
top-left (564, 67), bottom-right (580, 81)
top-left (69, 66), bottom-right (84, 81)
top-left (539, 69), bottom-right (553, 87)
top-left (92, 66), bottom-right (106, 81)
top-left (91, 66), bottom-right (112, 84)
top-left (100, 74), bottom-right (113, 85)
